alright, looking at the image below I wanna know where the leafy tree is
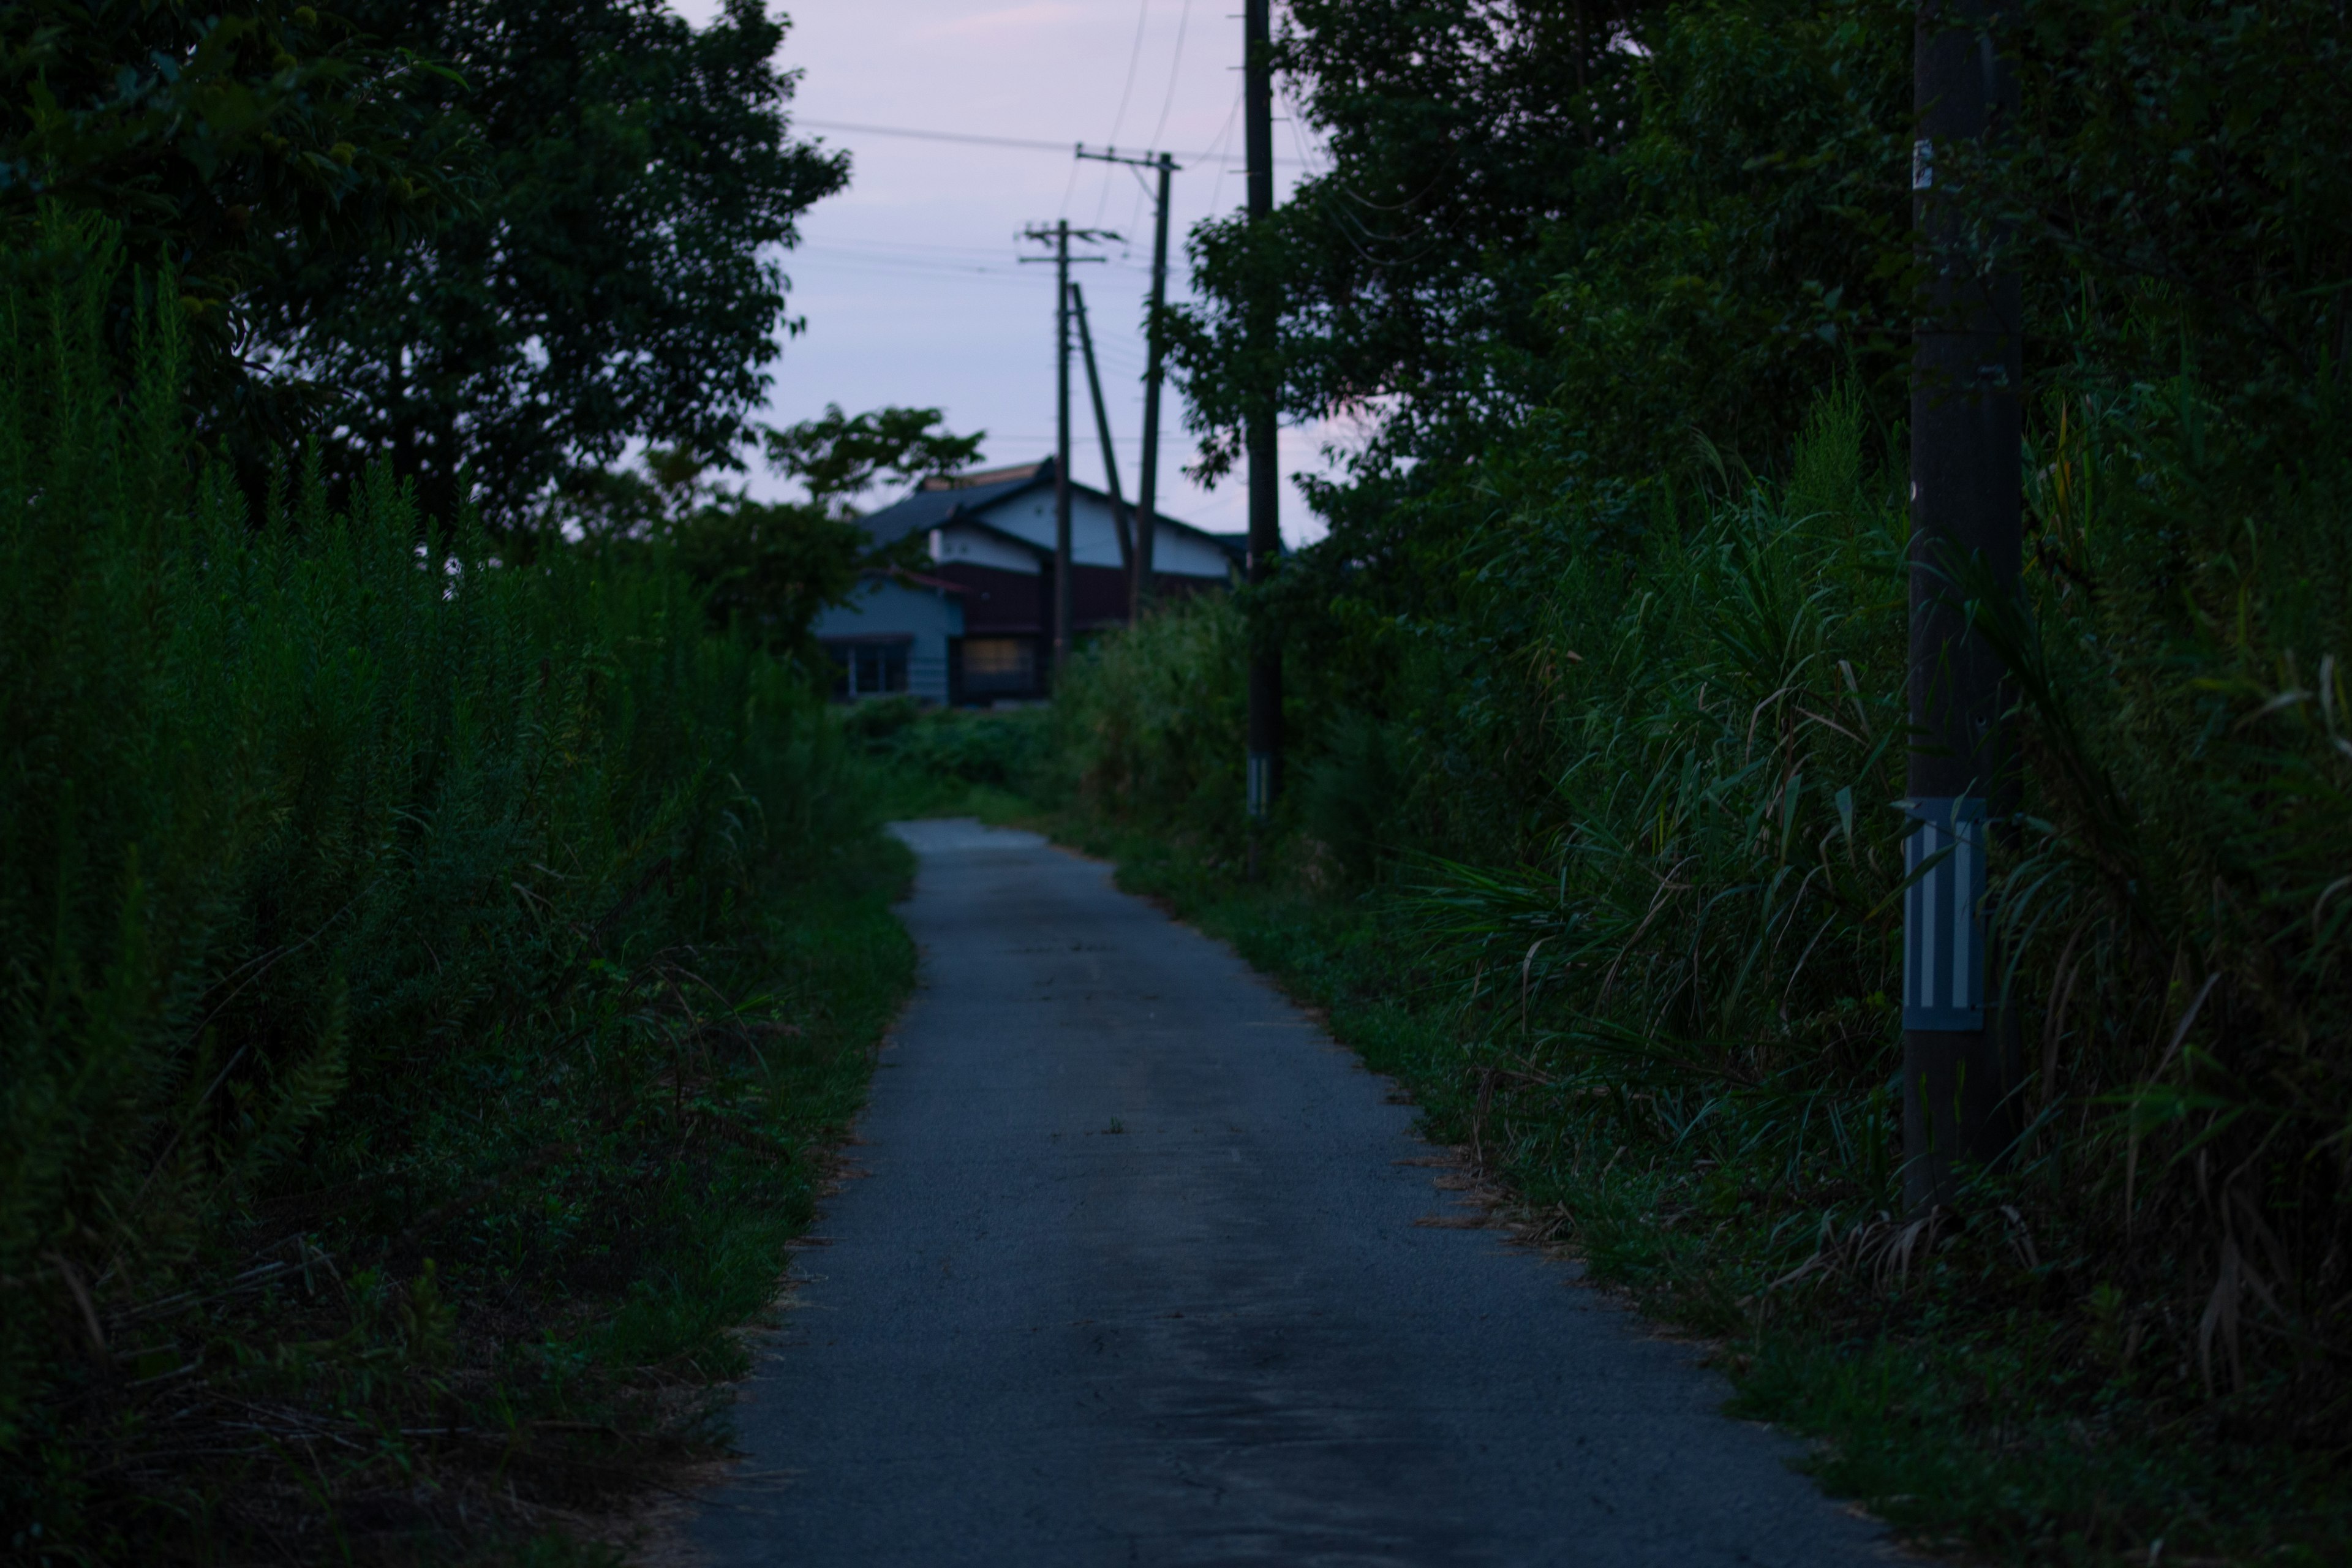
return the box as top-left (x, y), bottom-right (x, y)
top-left (0, 1), bottom-right (477, 420)
top-left (1997, 0), bottom-right (2352, 431)
top-left (1195, 0), bottom-right (2352, 519)
top-left (1177, 0), bottom-right (1910, 741)
top-left (760, 402), bottom-right (986, 518)
top-left (663, 495), bottom-right (875, 663)
top-left (1164, 0), bottom-right (1660, 487)
top-left (1529, 0), bottom-right (1909, 483)
top-left (258, 0), bottom-right (849, 525)
top-left (570, 405), bottom-right (981, 669)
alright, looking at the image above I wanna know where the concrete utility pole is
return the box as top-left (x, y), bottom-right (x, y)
top-left (1243, 0), bottom-right (1281, 857)
top-left (1076, 145), bottom-right (1181, 618)
top-left (1904, 0), bottom-right (2023, 1209)
top-left (1138, 151), bottom-right (1176, 619)
top-left (1069, 281), bottom-right (1134, 573)
top-left (1021, 221), bottom-right (1112, 677)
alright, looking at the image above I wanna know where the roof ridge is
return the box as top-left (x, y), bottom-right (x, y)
top-left (919, 458), bottom-right (1049, 492)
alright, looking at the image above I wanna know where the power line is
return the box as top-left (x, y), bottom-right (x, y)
top-left (1279, 83), bottom-right (1329, 178)
top-left (1088, 145), bottom-right (1117, 226)
top-left (1150, 0), bottom-right (1193, 151)
top-left (1105, 0), bottom-right (1153, 151)
top-left (796, 119), bottom-right (1075, 155)
top-left (804, 235), bottom-right (1022, 258)
top-left (1204, 88), bottom-right (1243, 211)
top-left (797, 231), bottom-right (1158, 277)
top-left (992, 433), bottom-right (1167, 447)
top-left (791, 252), bottom-right (1038, 284)
top-left (801, 244), bottom-right (1017, 267)
top-left (792, 116), bottom-right (1295, 165)
top-left (1058, 140), bottom-right (1085, 222)
top-left (1121, 165), bottom-right (1150, 241)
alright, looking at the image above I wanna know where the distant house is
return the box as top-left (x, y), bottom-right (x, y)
top-left (812, 458), bottom-right (1245, 704)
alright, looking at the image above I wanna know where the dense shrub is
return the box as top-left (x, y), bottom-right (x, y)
top-left (1406, 365), bottom-right (2352, 1408)
top-left (1107, 0), bottom-right (2352, 1433)
top-left (1050, 601), bottom-right (1250, 850)
top-left (1057, 368), bottom-right (2352, 1553)
top-left (842, 695), bottom-right (1049, 791)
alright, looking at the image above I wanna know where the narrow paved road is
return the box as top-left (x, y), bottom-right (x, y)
top-left (693, 820), bottom-right (1887, 1567)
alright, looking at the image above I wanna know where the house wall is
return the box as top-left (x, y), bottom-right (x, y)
top-left (938, 556), bottom-right (1220, 636)
top-left (976, 491), bottom-right (1117, 565)
top-left (815, 479), bottom-right (1237, 708)
top-left (1139, 520), bottom-right (1235, 580)
top-left (810, 576), bottom-right (963, 703)
top-left (974, 490), bottom-right (1228, 578)
top-left (930, 559), bottom-right (1043, 636)
top-left (1072, 564), bottom-right (1134, 630)
top-left (931, 524), bottom-right (1039, 575)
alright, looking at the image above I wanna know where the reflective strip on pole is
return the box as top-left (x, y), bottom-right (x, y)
top-left (1902, 796), bottom-right (1986, 1032)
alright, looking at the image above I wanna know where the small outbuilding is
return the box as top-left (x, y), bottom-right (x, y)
top-left (811, 458), bottom-right (1243, 704)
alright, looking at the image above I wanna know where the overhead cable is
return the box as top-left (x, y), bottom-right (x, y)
top-left (792, 116), bottom-right (1295, 166)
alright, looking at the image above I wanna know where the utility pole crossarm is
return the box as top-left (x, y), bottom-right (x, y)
top-left (1076, 144), bottom-right (1185, 172)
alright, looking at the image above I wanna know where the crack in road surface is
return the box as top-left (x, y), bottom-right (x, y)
top-left (693, 818), bottom-right (1888, 1566)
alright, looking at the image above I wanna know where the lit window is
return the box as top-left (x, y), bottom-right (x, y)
top-left (960, 638), bottom-right (1035, 695)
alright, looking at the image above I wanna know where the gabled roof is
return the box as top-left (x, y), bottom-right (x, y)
top-left (857, 462), bottom-right (1052, 549)
top-left (919, 461), bottom-right (1045, 492)
top-left (852, 458), bottom-right (1246, 562)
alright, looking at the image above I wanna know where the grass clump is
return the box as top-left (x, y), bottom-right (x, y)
top-left (1, 219), bottom-right (910, 1562)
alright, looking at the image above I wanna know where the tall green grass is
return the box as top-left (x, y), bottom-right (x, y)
top-left (1039, 375), bottom-right (2352, 1561)
top-left (1049, 598), bottom-right (1250, 846)
top-left (1, 218), bottom-right (900, 1561)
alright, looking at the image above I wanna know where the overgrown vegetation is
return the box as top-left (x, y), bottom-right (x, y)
top-left (1009, 1), bottom-right (2352, 1561)
top-left (835, 696), bottom-right (1049, 823)
top-left (0, 1), bottom-right (963, 1558)
top-left (0, 222), bottom-right (910, 1562)
top-left (10, 0), bottom-right (2347, 1559)
top-left (1031, 374), bottom-right (2352, 1561)
top-left (2, 0), bottom-right (851, 519)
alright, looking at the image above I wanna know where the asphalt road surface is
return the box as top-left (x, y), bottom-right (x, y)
top-left (692, 819), bottom-right (1889, 1567)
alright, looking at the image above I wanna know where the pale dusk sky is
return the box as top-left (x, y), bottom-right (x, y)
top-left (668, 1), bottom-right (1338, 541)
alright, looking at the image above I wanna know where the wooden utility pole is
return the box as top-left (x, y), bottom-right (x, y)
top-left (1021, 221), bottom-right (1112, 676)
top-left (1243, 0), bottom-right (1281, 856)
top-left (1076, 145), bottom-right (1181, 618)
top-left (1069, 281), bottom-right (1134, 573)
top-left (1904, 0), bottom-right (2022, 1208)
